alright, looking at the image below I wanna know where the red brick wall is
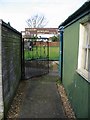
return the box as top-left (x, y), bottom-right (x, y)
top-left (49, 42), bottom-right (59, 46)
top-left (35, 41), bottom-right (59, 46)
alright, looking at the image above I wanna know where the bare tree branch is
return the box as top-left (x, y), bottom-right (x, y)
top-left (26, 14), bottom-right (48, 28)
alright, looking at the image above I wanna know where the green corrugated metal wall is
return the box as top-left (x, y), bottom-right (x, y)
top-left (62, 16), bottom-right (90, 118)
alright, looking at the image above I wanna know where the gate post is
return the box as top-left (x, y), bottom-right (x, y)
top-left (59, 26), bottom-right (64, 82)
top-left (21, 38), bottom-right (25, 79)
top-left (47, 40), bottom-right (49, 73)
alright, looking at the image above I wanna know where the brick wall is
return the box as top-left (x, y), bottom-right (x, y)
top-left (35, 41), bottom-right (59, 46)
top-left (48, 42), bottom-right (59, 46)
top-left (0, 20), bottom-right (22, 118)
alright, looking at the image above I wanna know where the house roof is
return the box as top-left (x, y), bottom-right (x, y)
top-left (25, 28), bottom-right (58, 34)
top-left (59, 0), bottom-right (90, 28)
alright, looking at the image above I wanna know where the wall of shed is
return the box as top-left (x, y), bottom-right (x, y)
top-left (0, 20), bottom-right (22, 118)
top-left (62, 16), bottom-right (90, 118)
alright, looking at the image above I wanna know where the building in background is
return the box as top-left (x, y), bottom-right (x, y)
top-left (22, 28), bottom-right (58, 41)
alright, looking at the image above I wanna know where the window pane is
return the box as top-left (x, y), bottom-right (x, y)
top-left (84, 23), bottom-right (90, 71)
top-left (84, 49), bottom-right (88, 70)
top-left (84, 24), bottom-right (87, 47)
top-left (88, 23), bottom-right (90, 45)
top-left (81, 50), bottom-right (86, 70)
top-left (79, 23), bottom-right (90, 72)
top-left (88, 23), bottom-right (90, 72)
top-left (88, 49), bottom-right (90, 72)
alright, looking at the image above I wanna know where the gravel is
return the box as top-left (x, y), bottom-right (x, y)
top-left (7, 80), bottom-right (76, 119)
top-left (57, 84), bottom-right (76, 119)
top-left (7, 61), bottom-right (76, 119)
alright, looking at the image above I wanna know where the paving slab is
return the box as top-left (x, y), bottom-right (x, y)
top-left (18, 71), bottom-right (66, 118)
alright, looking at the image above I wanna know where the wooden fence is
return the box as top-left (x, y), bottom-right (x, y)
top-left (35, 41), bottom-right (59, 47)
top-left (0, 20), bottom-right (22, 119)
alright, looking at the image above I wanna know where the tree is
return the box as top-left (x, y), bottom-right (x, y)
top-left (51, 35), bottom-right (59, 42)
top-left (26, 14), bottom-right (48, 28)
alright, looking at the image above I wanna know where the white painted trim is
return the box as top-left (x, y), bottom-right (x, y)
top-left (76, 69), bottom-right (90, 83)
top-left (78, 24), bottom-right (84, 69)
top-left (77, 22), bottom-right (90, 83)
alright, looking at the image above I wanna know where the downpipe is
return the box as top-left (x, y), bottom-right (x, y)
top-left (58, 26), bottom-right (64, 82)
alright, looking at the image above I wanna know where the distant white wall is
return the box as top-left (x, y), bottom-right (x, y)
top-left (37, 33), bottom-right (55, 38)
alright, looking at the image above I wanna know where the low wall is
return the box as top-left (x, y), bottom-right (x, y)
top-left (49, 42), bottom-right (59, 46)
top-left (0, 20), bottom-right (22, 118)
top-left (35, 41), bottom-right (59, 46)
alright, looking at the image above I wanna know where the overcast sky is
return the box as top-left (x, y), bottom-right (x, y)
top-left (0, 0), bottom-right (87, 32)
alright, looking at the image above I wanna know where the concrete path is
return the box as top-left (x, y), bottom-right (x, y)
top-left (18, 71), bottom-right (66, 118)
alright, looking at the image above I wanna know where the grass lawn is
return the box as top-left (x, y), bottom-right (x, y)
top-left (49, 46), bottom-right (59, 60)
top-left (25, 46), bottom-right (59, 60)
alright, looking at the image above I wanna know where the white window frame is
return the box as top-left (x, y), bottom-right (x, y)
top-left (77, 21), bottom-right (90, 82)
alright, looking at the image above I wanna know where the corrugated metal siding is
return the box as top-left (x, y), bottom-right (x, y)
top-left (62, 16), bottom-right (90, 118)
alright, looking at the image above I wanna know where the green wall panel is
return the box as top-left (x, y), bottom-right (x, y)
top-left (62, 19), bottom-right (89, 118)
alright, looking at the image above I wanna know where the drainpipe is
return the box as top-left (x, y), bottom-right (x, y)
top-left (59, 26), bottom-right (64, 82)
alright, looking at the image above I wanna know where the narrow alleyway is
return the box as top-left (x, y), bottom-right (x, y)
top-left (19, 72), bottom-right (65, 118)
top-left (7, 61), bottom-right (66, 118)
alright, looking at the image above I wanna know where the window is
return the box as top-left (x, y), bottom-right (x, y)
top-left (77, 21), bottom-right (90, 82)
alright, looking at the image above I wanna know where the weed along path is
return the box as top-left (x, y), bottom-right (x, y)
top-left (7, 62), bottom-right (75, 119)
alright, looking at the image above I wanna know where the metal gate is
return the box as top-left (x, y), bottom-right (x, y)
top-left (22, 37), bottom-right (49, 79)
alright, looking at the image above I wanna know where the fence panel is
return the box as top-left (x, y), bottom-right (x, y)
top-left (0, 20), bottom-right (22, 118)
